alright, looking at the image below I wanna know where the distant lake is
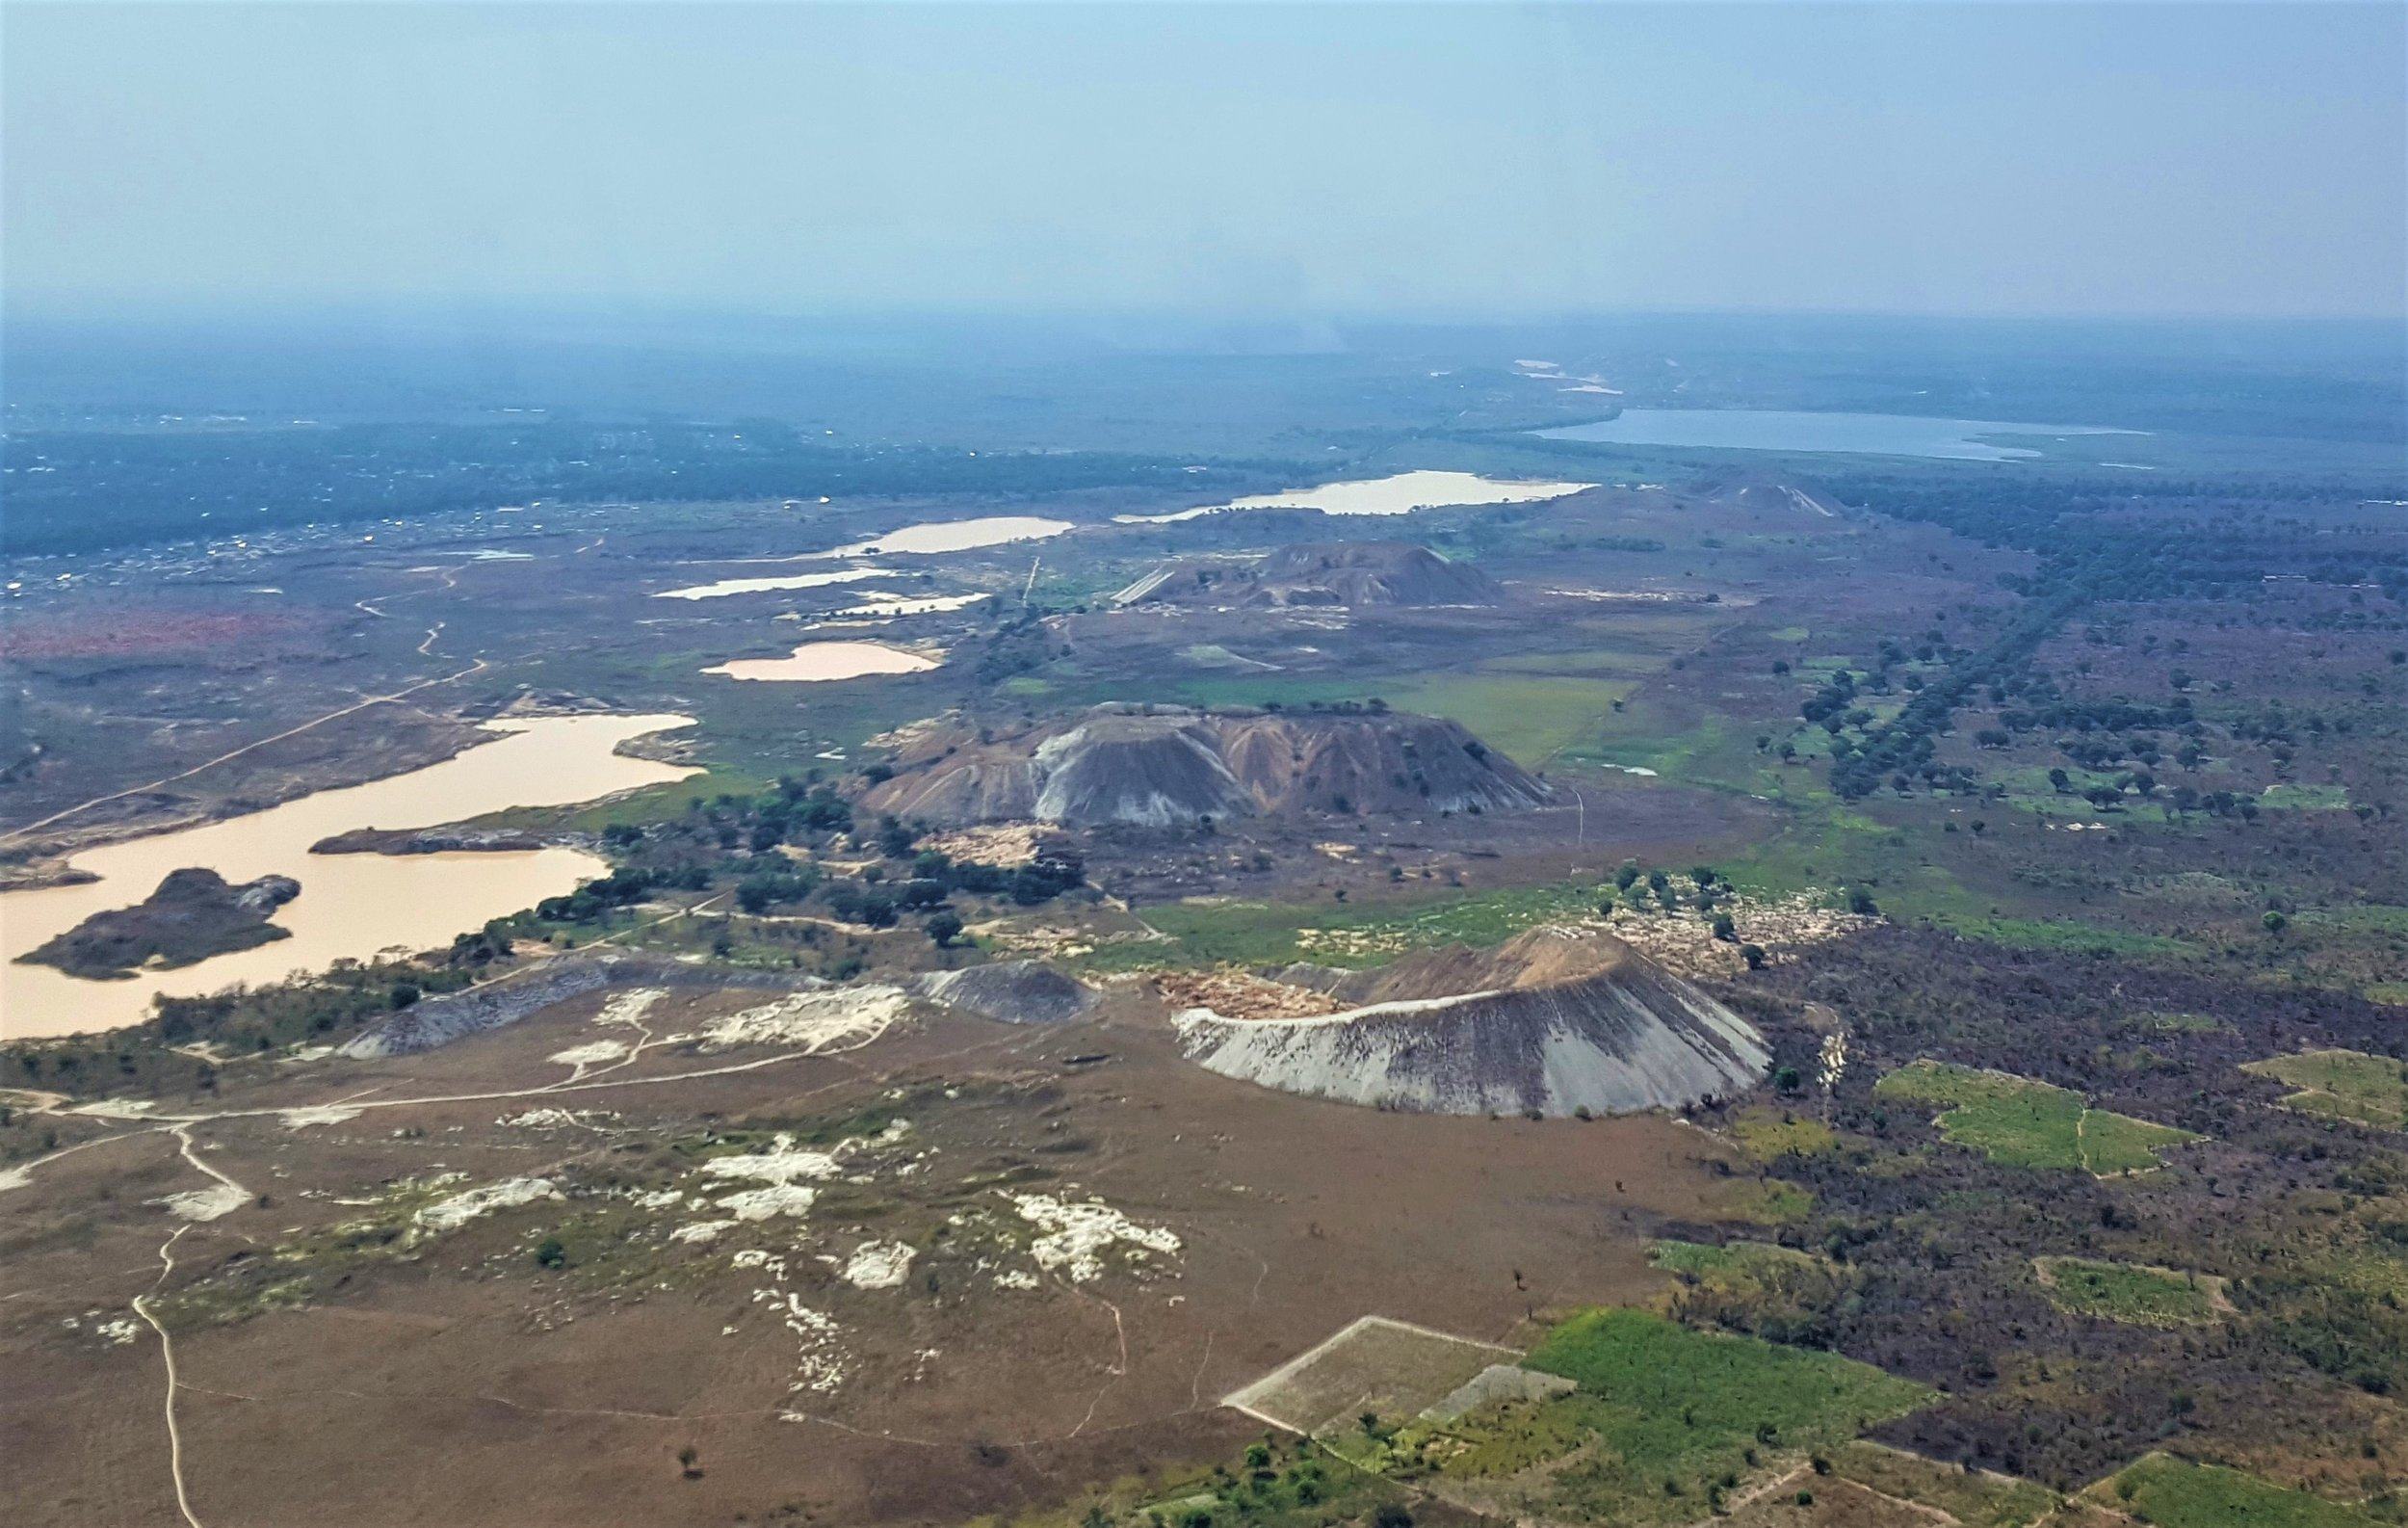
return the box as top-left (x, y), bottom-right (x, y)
top-left (1532, 408), bottom-right (2142, 462)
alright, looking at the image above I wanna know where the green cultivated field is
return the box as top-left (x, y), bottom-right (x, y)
top-left (1873, 1060), bottom-right (2201, 1175)
top-left (2035, 1257), bottom-right (2226, 1327)
top-left (2241, 1049), bottom-right (2408, 1129)
top-left (2089, 1454), bottom-right (2382, 1528)
top-left (1489, 1308), bottom-right (1932, 1524)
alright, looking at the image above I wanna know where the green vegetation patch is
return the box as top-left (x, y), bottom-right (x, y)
top-left (2260, 783), bottom-right (2352, 811)
top-left (1726, 1108), bottom-right (1842, 1164)
top-left (2090, 1453), bottom-right (2382, 1528)
top-left (1931, 915), bottom-right (2190, 959)
top-left (2242, 1049), bottom-right (2408, 1130)
top-left (1651, 1239), bottom-right (1843, 1331)
top-left (1830, 1441), bottom-right (2058, 1528)
top-left (1483, 1307), bottom-right (1932, 1524)
top-left (1174, 670), bottom-right (1634, 767)
top-left (1652, 1239), bottom-right (1824, 1279)
top-left (1722, 1178), bottom-right (1816, 1226)
top-left (1872, 1061), bottom-right (2200, 1175)
top-left (2035, 1257), bottom-right (2227, 1327)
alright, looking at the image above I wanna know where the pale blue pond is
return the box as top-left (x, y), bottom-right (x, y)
top-left (1532, 408), bottom-right (2142, 462)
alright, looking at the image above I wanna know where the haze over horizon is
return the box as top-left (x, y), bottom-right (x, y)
top-left (8, 2), bottom-right (2405, 327)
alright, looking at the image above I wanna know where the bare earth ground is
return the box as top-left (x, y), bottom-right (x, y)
top-left (2, 983), bottom-right (1741, 1527)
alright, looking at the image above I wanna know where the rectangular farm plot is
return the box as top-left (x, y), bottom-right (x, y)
top-left (1831, 1440), bottom-right (2060, 1528)
top-left (2082, 1453), bottom-right (2383, 1528)
top-left (1400, 1308), bottom-right (1937, 1527)
top-left (1873, 1059), bottom-right (2200, 1175)
top-left (2242, 1048), bottom-right (2408, 1130)
top-left (1521, 1307), bottom-right (1933, 1449)
top-left (2035, 1256), bottom-right (2229, 1328)
top-left (1224, 1315), bottom-right (1518, 1435)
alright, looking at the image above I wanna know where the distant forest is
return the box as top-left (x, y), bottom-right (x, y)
top-left (2, 420), bottom-right (1290, 557)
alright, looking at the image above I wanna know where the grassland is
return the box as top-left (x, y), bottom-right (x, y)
top-left (1724, 1108), bottom-right (1843, 1164)
top-left (1470, 1307), bottom-right (1933, 1524)
top-left (2087, 1454), bottom-right (2383, 1528)
top-left (1651, 1239), bottom-right (1826, 1280)
top-left (2241, 1049), bottom-right (2408, 1130)
top-left (1830, 1441), bottom-right (2059, 1528)
top-left (1721, 1178), bottom-right (1816, 1226)
top-left (1872, 1060), bottom-right (2201, 1175)
top-left (2259, 783), bottom-right (2353, 811)
top-left (1171, 668), bottom-right (1638, 768)
top-left (2034, 1257), bottom-right (2227, 1327)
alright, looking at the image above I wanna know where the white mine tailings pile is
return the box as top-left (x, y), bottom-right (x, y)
top-left (859, 703), bottom-right (1550, 830)
top-left (1172, 928), bottom-right (1767, 1118)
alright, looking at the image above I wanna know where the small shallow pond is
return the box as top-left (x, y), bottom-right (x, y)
top-left (1115, 469), bottom-right (1596, 524)
top-left (700, 640), bottom-right (940, 682)
top-left (1, 714), bottom-right (697, 1039)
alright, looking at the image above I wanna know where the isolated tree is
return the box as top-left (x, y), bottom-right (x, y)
top-left (926, 911), bottom-right (964, 949)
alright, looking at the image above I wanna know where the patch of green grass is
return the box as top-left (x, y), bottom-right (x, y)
top-left (1583, 702), bottom-right (1752, 787)
top-left (2304, 904), bottom-right (2408, 936)
top-left (1488, 1308), bottom-right (1932, 1525)
top-left (1934, 915), bottom-right (2191, 959)
top-left (2261, 783), bottom-right (2352, 811)
top-left (2036, 1257), bottom-right (2226, 1327)
top-left (1872, 1060), bottom-right (2200, 1175)
top-left (1172, 670), bottom-right (1635, 768)
top-left (2242, 1049), bottom-right (2408, 1130)
top-left (2127, 1012), bottom-right (2229, 1036)
top-left (2091, 1453), bottom-right (2382, 1528)
top-left (1725, 1108), bottom-right (1842, 1164)
top-left (1651, 1239), bottom-right (1824, 1279)
top-left (1721, 1178), bottom-right (1816, 1227)
top-left (1830, 1441), bottom-right (2058, 1528)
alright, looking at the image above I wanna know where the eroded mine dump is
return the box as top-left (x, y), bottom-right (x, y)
top-left (1171, 927), bottom-right (1769, 1117)
top-left (860, 702), bottom-right (1552, 829)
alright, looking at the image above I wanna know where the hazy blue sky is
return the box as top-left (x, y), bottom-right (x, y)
top-left (8, 2), bottom-right (2403, 320)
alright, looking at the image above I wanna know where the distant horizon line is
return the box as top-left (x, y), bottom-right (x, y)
top-left (8, 297), bottom-right (2405, 334)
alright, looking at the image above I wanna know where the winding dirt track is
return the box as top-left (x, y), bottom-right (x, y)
top-left (0, 659), bottom-right (489, 844)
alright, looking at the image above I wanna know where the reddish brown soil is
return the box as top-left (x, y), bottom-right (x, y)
top-left (1, 985), bottom-right (1743, 1526)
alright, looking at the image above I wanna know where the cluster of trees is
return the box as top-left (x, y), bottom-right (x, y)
top-left (534, 866), bottom-right (672, 925)
top-left (1601, 864), bottom-right (1766, 959)
top-left (1793, 469), bottom-right (2408, 801)
top-left (0, 957), bottom-right (477, 1100)
top-left (1696, 927), bottom-right (2408, 1490)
